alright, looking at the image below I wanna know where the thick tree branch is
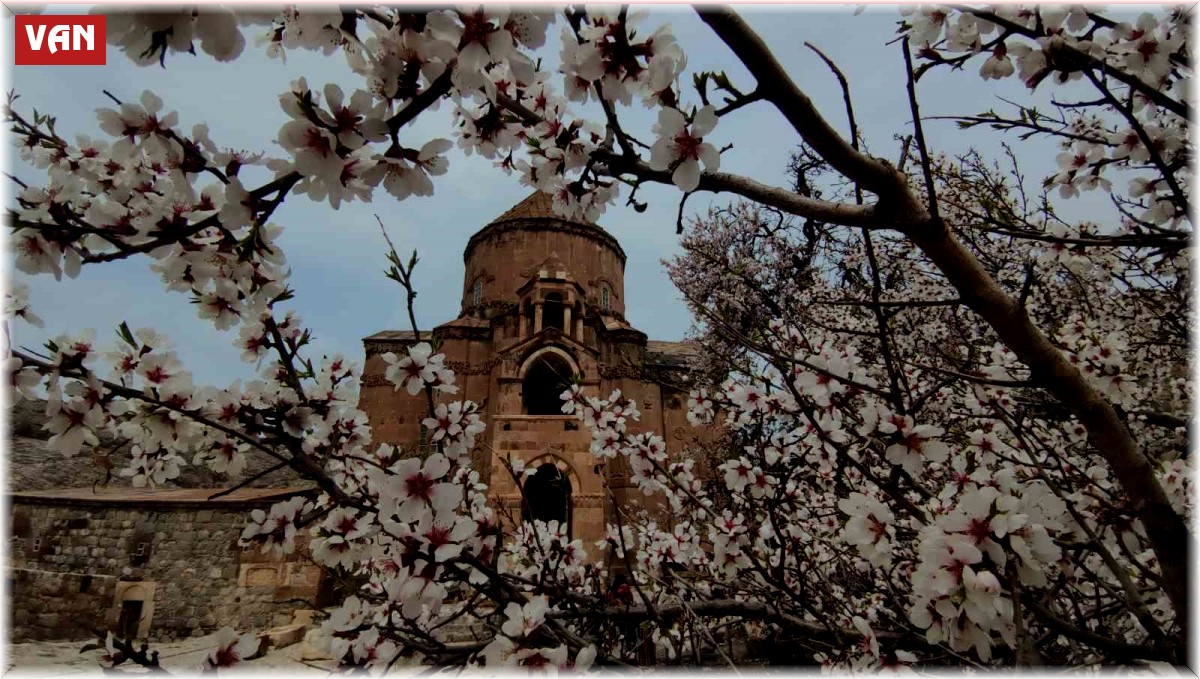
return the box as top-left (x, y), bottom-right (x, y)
top-left (905, 221), bottom-right (1191, 622)
top-left (691, 3), bottom-right (1191, 626)
top-left (594, 150), bottom-right (881, 228)
top-left (697, 7), bottom-right (924, 220)
top-left (491, 91), bottom-right (882, 229)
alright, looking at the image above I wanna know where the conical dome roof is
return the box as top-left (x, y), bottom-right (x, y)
top-left (488, 191), bottom-right (597, 227)
top-left (464, 191), bottom-right (625, 263)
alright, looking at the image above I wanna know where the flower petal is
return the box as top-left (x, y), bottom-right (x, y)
top-left (672, 159), bottom-right (700, 192)
top-left (691, 105), bottom-right (718, 137)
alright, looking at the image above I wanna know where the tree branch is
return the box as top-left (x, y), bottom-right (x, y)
top-left (594, 150), bottom-right (882, 228)
top-left (697, 7), bottom-right (923, 219)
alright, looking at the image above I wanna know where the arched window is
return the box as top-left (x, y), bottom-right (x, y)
top-left (522, 353), bottom-right (574, 415)
top-left (522, 463), bottom-right (572, 534)
top-left (543, 293), bottom-right (565, 332)
top-left (472, 279), bottom-right (483, 306)
top-left (600, 286), bottom-right (610, 312)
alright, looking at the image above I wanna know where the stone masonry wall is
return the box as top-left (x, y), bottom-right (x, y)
top-left (10, 499), bottom-right (319, 642)
top-left (465, 222), bottom-right (627, 317)
top-left (9, 568), bottom-right (118, 641)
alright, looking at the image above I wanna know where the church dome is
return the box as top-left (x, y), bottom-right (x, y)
top-left (460, 192), bottom-right (627, 316)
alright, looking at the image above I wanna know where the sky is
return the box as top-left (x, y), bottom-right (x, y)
top-left (3, 5), bottom-right (1135, 389)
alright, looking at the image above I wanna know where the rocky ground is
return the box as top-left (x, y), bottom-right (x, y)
top-left (4, 627), bottom-right (345, 676)
top-left (3, 607), bottom-right (479, 676)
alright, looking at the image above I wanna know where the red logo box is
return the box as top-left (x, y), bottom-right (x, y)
top-left (14, 15), bottom-right (106, 66)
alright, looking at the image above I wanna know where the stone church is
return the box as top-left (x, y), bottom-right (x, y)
top-left (358, 192), bottom-right (709, 548)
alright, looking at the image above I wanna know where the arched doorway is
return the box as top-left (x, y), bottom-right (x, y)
top-left (521, 463), bottom-right (572, 536)
top-left (522, 352), bottom-right (574, 415)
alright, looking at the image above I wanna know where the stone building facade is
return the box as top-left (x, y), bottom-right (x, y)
top-left (358, 192), bottom-right (711, 549)
top-left (8, 486), bottom-right (320, 642)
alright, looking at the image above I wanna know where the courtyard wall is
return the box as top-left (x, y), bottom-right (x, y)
top-left (9, 487), bottom-right (319, 642)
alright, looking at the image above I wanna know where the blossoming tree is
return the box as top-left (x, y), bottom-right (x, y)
top-left (5, 4), bottom-right (1191, 670)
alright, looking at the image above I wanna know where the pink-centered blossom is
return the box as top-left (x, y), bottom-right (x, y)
top-left (649, 106), bottom-right (720, 192)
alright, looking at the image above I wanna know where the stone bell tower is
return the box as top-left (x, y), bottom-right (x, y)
top-left (358, 192), bottom-right (712, 549)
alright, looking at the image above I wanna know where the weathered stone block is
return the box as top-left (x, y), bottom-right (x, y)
top-left (262, 623), bottom-right (308, 651)
top-left (239, 563), bottom-right (281, 588)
